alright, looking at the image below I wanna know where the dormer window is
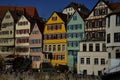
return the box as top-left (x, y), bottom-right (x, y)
top-left (52, 16), bottom-right (57, 21)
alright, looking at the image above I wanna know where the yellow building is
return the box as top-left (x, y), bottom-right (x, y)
top-left (43, 12), bottom-right (67, 66)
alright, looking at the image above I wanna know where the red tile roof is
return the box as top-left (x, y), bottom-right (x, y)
top-left (0, 6), bottom-right (39, 17)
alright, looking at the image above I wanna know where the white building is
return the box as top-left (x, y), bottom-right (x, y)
top-left (77, 41), bottom-right (108, 75)
top-left (62, 2), bottom-right (90, 16)
top-left (15, 15), bottom-right (30, 56)
top-left (106, 10), bottom-right (120, 59)
top-left (105, 7), bottom-right (120, 73)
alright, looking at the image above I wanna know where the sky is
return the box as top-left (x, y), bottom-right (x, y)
top-left (0, 0), bottom-right (119, 20)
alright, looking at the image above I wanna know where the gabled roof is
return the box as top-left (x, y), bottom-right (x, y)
top-left (78, 11), bottom-right (88, 19)
top-left (29, 17), bottom-right (45, 35)
top-left (0, 6), bottom-right (39, 17)
top-left (109, 2), bottom-right (120, 10)
top-left (64, 2), bottom-right (90, 13)
top-left (86, 0), bottom-right (111, 19)
top-left (106, 2), bottom-right (120, 16)
top-left (56, 12), bottom-right (68, 22)
top-left (67, 10), bottom-right (86, 24)
top-left (0, 10), bottom-right (7, 21)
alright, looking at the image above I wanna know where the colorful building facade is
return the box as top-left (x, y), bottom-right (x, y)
top-left (29, 22), bottom-right (44, 69)
top-left (15, 15), bottom-right (30, 56)
top-left (67, 11), bottom-right (85, 71)
top-left (0, 10), bottom-right (16, 57)
top-left (77, 0), bottom-right (112, 75)
top-left (43, 12), bottom-right (67, 66)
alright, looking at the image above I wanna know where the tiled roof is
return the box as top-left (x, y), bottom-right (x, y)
top-left (110, 2), bottom-right (120, 13)
top-left (107, 2), bottom-right (120, 16)
top-left (78, 11), bottom-right (87, 19)
top-left (56, 12), bottom-right (68, 22)
top-left (109, 2), bottom-right (120, 10)
top-left (29, 17), bottom-right (45, 34)
top-left (0, 6), bottom-right (39, 17)
top-left (0, 10), bottom-right (6, 20)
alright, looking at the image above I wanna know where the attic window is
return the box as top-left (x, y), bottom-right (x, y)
top-left (52, 16), bottom-right (57, 21)
top-left (5, 15), bottom-right (10, 19)
top-left (94, 9), bottom-right (99, 16)
top-left (73, 16), bottom-right (77, 20)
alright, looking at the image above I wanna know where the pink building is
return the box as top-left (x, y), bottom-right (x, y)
top-left (29, 21), bottom-right (44, 69)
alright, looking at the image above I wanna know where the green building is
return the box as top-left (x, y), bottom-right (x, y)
top-left (67, 11), bottom-right (86, 72)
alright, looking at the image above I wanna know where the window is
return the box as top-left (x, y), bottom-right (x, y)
top-left (114, 33), bottom-right (120, 42)
top-left (62, 33), bottom-right (66, 38)
top-left (89, 44), bottom-right (93, 51)
top-left (58, 34), bottom-right (61, 39)
top-left (102, 8), bottom-right (107, 15)
top-left (94, 58), bottom-right (98, 65)
top-left (75, 25), bottom-right (78, 30)
top-left (62, 45), bottom-right (65, 51)
top-left (96, 43), bottom-right (100, 51)
top-left (45, 45), bottom-right (47, 51)
top-left (116, 15), bottom-right (120, 26)
top-left (49, 45), bottom-right (51, 51)
top-left (70, 25), bottom-right (73, 30)
top-left (116, 50), bottom-right (120, 58)
top-left (101, 58), bottom-right (105, 65)
top-left (5, 15), bottom-right (10, 19)
top-left (61, 55), bottom-right (65, 60)
top-left (58, 45), bottom-right (61, 51)
top-left (53, 45), bottom-right (56, 51)
top-left (33, 56), bottom-right (40, 61)
top-left (52, 16), bottom-right (57, 21)
top-left (48, 25), bottom-right (51, 30)
top-left (102, 43), bottom-right (106, 51)
top-left (58, 24), bottom-right (61, 29)
top-left (79, 24), bottom-right (82, 29)
top-left (95, 21), bottom-right (99, 27)
top-left (95, 9), bottom-right (99, 16)
top-left (88, 22), bottom-right (92, 28)
top-left (107, 34), bottom-right (110, 43)
top-left (102, 19), bottom-right (106, 27)
top-left (30, 47), bottom-right (41, 52)
top-left (73, 16), bottom-right (77, 20)
top-left (86, 58), bottom-right (90, 64)
top-left (83, 44), bottom-right (86, 51)
top-left (67, 26), bottom-right (69, 30)
top-left (81, 58), bottom-right (84, 64)
top-left (58, 55), bottom-right (61, 60)
top-left (108, 53), bottom-right (111, 59)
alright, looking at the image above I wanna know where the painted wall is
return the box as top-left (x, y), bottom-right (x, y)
top-left (29, 23), bottom-right (44, 69)
top-left (43, 12), bottom-right (67, 66)
top-left (15, 15), bottom-right (30, 56)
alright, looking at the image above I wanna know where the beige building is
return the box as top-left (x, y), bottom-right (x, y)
top-left (77, 41), bottom-right (108, 75)
top-left (0, 10), bottom-right (17, 57)
top-left (77, 0), bottom-right (113, 76)
top-left (15, 15), bottom-right (30, 56)
top-left (29, 22), bottom-right (45, 69)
